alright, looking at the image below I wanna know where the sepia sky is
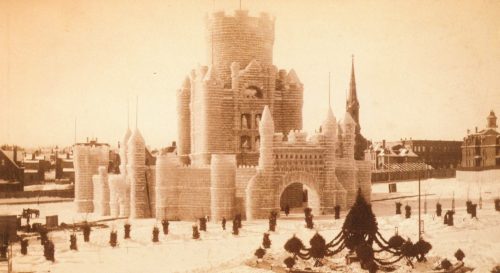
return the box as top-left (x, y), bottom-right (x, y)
top-left (1, 0), bottom-right (499, 149)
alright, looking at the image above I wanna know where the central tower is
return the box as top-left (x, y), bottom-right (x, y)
top-left (206, 10), bottom-right (275, 86)
top-left (177, 10), bottom-right (304, 166)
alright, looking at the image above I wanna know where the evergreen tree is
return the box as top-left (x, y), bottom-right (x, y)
top-left (82, 222), bottom-right (91, 242)
top-left (446, 210), bottom-right (454, 226)
top-left (395, 202), bottom-right (402, 215)
top-left (152, 227), bottom-right (160, 242)
top-left (262, 233), bottom-right (271, 249)
top-left (388, 234), bottom-right (405, 249)
top-left (254, 247), bottom-right (266, 262)
top-left (110, 230), bottom-right (118, 247)
top-left (39, 227), bottom-right (48, 245)
top-left (356, 243), bottom-right (375, 270)
top-left (235, 214), bottom-right (242, 228)
top-left (192, 225), bottom-right (200, 239)
top-left (466, 200), bottom-right (472, 214)
top-left (268, 211), bottom-right (277, 232)
top-left (161, 220), bottom-right (169, 235)
top-left (221, 217), bottom-right (226, 231)
top-left (284, 235), bottom-right (305, 258)
top-left (44, 240), bottom-right (55, 262)
top-left (405, 205), bottom-right (411, 219)
top-left (21, 239), bottom-right (28, 255)
top-left (70, 234), bottom-right (77, 250)
top-left (284, 256), bottom-right (295, 270)
top-left (455, 249), bottom-right (465, 261)
top-left (414, 239), bottom-right (432, 262)
top-left (342, 189), bottom-right (378, 251)
top-left (124, 223), bottom-right (131, 239)
top-left (304, 208), bottom-right (314, 229)
top-left (309, 232), bottom-right (326, 267)
top-left (334, 205), bottom-right (341, 219)
top-left (199, 218), bottom-right (207, 232)
top-left (441, 259), bottom-right (452, 270)
top-left (436, 202), bottom-right (442, 217)
top-left (232, 220), bottom-right (239, 235)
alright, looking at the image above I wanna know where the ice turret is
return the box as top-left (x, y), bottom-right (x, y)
top-left (177, 76), bottom-right (191, 165)
top-left (127, 128), bottom-right (150, 218)
top-left (322, 106), bottom-right (337, 139)
top-left (341, 112), bottom-right (356, 160)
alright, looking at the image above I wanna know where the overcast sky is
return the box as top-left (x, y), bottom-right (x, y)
top-left (1, 0), bottom-right (499, 149)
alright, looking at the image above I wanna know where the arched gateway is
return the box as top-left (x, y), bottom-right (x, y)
top-left (244, 105), bottom-right (371, 221)
top-left (277, 171), bottom-right (321, 215)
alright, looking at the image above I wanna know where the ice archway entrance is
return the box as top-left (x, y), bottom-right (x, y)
top-left (276, 172), bottom-right (321, 216)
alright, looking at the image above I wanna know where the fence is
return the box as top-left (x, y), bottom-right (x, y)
top-left (372, 169), bottom-right (456, 183)
top-left (0, 189), bottom-right (74, 199)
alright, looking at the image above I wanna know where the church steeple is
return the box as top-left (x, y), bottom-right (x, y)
top-left (346, 55), bottom-right (360, 125)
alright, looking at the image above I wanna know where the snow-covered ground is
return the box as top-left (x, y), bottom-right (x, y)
top-left (0, 177), bottom-right (498, 273)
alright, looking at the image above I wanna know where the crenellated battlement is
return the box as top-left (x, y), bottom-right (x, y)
top-left (237, 165), bottom-right (257, 169)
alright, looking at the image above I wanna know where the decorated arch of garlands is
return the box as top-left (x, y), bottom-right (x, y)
top-left (255, 190), bottom-right (435, 273)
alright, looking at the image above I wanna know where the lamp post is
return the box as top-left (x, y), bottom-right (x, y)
top-left (418, 165), bottom-right (421, 239)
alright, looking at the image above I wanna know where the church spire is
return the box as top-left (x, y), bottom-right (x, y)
top-left (346, 55), bottom-right (359, 124)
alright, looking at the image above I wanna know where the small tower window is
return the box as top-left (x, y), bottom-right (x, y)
top-left (243, 86), bottom-right (263, 99)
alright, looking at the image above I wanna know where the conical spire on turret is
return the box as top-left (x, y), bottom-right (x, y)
top-left (128, 128), bottom-right (145, 147)
top-left (182, 75), bottom-right (191, 89)
top-left (258, 105), bottom-right (274, 172)
top-left (342, 112), bottom-right (356, 128)
top-left (123, 128), bottom-right (132, 146)
top-left (322, 106), bottom-right (337, 137)
top-left (286, 69), bottom-right (301, 85)
top-left (260, 105), bottom-right (275, 131)
top-left (203, 65), bottom-right (219, 82)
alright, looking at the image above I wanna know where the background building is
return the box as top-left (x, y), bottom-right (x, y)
top-left (460, 110), bottom-right (500, 169)
top-left (457, 110), bottom-right (500, 184)
top-left (366, 138), bottom-right (461, 182)
top-left (0, 146), bottom-right (24, 192)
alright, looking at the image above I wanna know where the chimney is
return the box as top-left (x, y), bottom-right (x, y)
top-left (382, 140), bottom-right (386, 148)
top-left (475, 126), bottom-right (478, 133)
top-left (467, 129), bottom-right (470, 135)
top-left (172, 141), bottom-right (176, 147)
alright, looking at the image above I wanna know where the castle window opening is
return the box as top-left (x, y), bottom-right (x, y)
top-left (255, 114), bottom-right (262, 128)
top-left (241, 114), bottom-right (251, 129)
top-left (240, 135), bottom-right (251, 151)
top-left (243, 85), bottom-right (263, 99)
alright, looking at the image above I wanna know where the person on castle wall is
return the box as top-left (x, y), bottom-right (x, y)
top-left (242, 115), bottom-right (248, 129)
top-left (242, 139), bottom-right (250, 150)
